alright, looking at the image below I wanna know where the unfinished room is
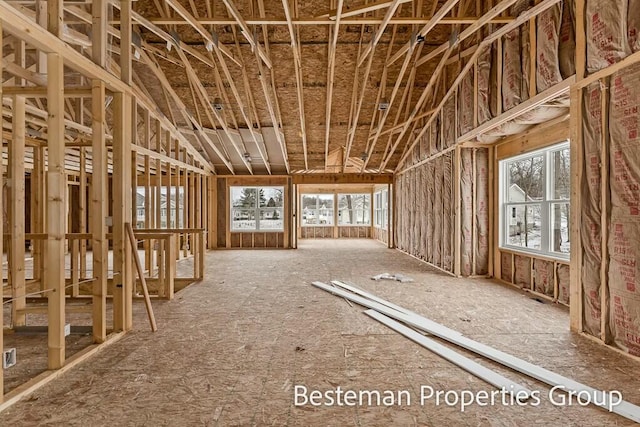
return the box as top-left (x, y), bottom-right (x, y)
top-left (0, 0), bottom-right (639, 425)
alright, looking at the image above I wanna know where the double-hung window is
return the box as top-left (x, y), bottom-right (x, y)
top-left (338, 194), bottom-right (371, 225)
top-left (301, 194), bottom-right (334, 226)
top-left (230, 186), bottom-right (284, 231)
top-left (500, 142), bottom-right (570, 258)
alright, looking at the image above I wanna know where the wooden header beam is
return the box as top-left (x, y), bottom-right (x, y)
top-left (291, 173), bottom-right (393, 185)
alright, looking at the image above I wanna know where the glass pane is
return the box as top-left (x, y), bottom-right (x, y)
top-left (505, 204), bottom-right (542, 250)
top-left (318, 194), bottom-right (334, 209)
top-left (302, 208), bottom-right (316, 226)
top-left (260, 187), bottom-right (284, 208)
top-left (301, 194), bottom-right (317, 210)
top-left (551, 148), bottom-right (570, 199)
top-left (231, 209), bottom-right (256, 230)
top-left (507, 155), bottom-right (545, 201)
top-left (231, 187), bottom-right (257, 208)
top-left (316, 209), bottom-right (333, 225)
top-left (551, 203), bottom-right (570, 253)
top-left (259, 208), bottom-right (283, 230)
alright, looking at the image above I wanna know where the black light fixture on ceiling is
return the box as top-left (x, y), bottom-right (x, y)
top-left (212, 98), bottom-right (224, 111)
top-left (243, 152), bottom-right (252, 162)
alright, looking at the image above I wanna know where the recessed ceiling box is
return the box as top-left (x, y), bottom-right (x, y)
top-left (3, 348), bottom-right (16, 369)
top-left (378, 100), bottom-right (390, 111)
top-left (213, 98), bottom-right (224, 111)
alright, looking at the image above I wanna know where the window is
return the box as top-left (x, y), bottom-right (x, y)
top-left (230, 186), bottom-right (284, 231)
top-left (301, 194), bottom-right (334, 226)
top-left (500, 142), bottom-right (570, 258)
top-left (338, 194), bottom-right (371, 225)
top-left (374, 189), bottom-right (389, 230)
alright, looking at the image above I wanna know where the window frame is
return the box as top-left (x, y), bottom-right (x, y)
top-left (300, 193), bottom-right (335, 227)
top-left (230, 186), bottom-right (285, 232)
top-left (374, 189), bottom-right (389, 230)
top-left (337, 193), bottom-right (371, 226)
top-left (499, 141), bottom-right (570, 260)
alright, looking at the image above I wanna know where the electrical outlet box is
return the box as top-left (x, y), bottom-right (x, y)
top-left (64, 324), bottom-right (71, 337)
top-left (3, 348), bottom-right (16, 369)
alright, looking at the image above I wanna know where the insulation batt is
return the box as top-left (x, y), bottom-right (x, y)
top-left (460, 149), bottom-right (474, 277)
top-left (608, 62), bottom-right (640, 355)
top-left (558, 0), bottom-right (576, 78)
top-left (631, 0), bottom-right (640, 52)
top-left (581, 81), bottom-right (603, 338)
top-left (537, 4), bottom-right (563, 92)
top-left (586, 0), bottom-right (631, 73)
top-left (475, 149), bottom-right (490, 276)
top-left (515, 255), bottom-right (531, 289)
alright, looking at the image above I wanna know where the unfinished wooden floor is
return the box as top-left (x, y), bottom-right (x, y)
top-left (1, 239), bottom-right (638, 426)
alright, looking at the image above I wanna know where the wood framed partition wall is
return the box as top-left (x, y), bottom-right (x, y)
top-left (0, 1), bottom-right (213, 405)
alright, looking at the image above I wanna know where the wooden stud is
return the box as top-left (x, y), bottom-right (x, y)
top-left (10, 95), bottom-right (26, 326)
top-left (79, 148), bottom-right (87, 280)
top-left (599, 78), bottom-right (610, 342)
top-left (91, 80), bottom-right (108, 343)
top-left (453, 146), bottom-right (462, 276)
top-left (569, 85), bottom-right (583, 332)
top-left (46, 52), bottom-right (66, 369)
top-left (112, 92), bottom-right (133, 332)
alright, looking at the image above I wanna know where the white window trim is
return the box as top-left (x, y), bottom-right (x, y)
top-left (373, 189), bottom-right (389, 230)
top-left (499, 141), bottom-right (570, 260)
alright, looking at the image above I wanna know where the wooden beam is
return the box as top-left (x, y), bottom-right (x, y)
top-left (221, 0), bottom-right (272, 68)
top-left (1, 22), bottom-right (5, 402)
top-left (1, 86), bottom-right (92, 97)
top-left (0, 2), bottom-right (128, 93)
top-left (291, 173), bottom-right (393, 185)
top-left (324, 0), bottom-right (412, 19)
top-left (10, 96), bottom-right (26, 327)
top-left (378, 46), bottom-right (454, 171)
top-left (92, 0), bottom-right (107, 66)
top-left (137, 48), bottom-right (231, 173)
top-left (387, 0), bottom-right (460, 66)
top-left (357, 0), bottom-right (402, 67)
top-left (163, 0), bottom-right (241, 67)
top-left (282, 0), bottom-right (308, 169)
top-left (46, 52), bottom-right (66, 369)
top-left (173, 47), bottom-right (253, 173)
top-left (324, 0), bottom-right (344, 169)
top-left (112, 92), bottom-right (133, 332)
top-left (120, 0), bottom-right (132, 84)
top-left (142, 16), bottom-right (516, 25)
top-left (91, 80), bottom-right (107, 343)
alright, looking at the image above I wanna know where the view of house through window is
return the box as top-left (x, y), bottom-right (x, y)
top-left (301, 193), bottom-right (371, 226)
top-left (231, 186), bottom-right (284, 231)
top-left (136, 186), bottom-right (185, 229)
top-left (500, 142), bottom-right (570, 257)
top-left (301, 194), bottom-right (334, 226)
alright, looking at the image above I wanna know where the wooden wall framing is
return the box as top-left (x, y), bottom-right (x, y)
top-left (0, 3), bottom-right (214, 406)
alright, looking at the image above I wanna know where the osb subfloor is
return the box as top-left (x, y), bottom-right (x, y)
top-left (1, 239), bottom-right (639, 426)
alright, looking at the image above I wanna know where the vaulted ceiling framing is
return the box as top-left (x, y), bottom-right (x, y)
top-left (0, 0), bottom-right (534, 175)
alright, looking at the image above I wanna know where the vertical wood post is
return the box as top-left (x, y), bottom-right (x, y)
top-left (10, 95), bottom-right (26, 326)
top-left (47, 52), bottom-right (66, 369)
